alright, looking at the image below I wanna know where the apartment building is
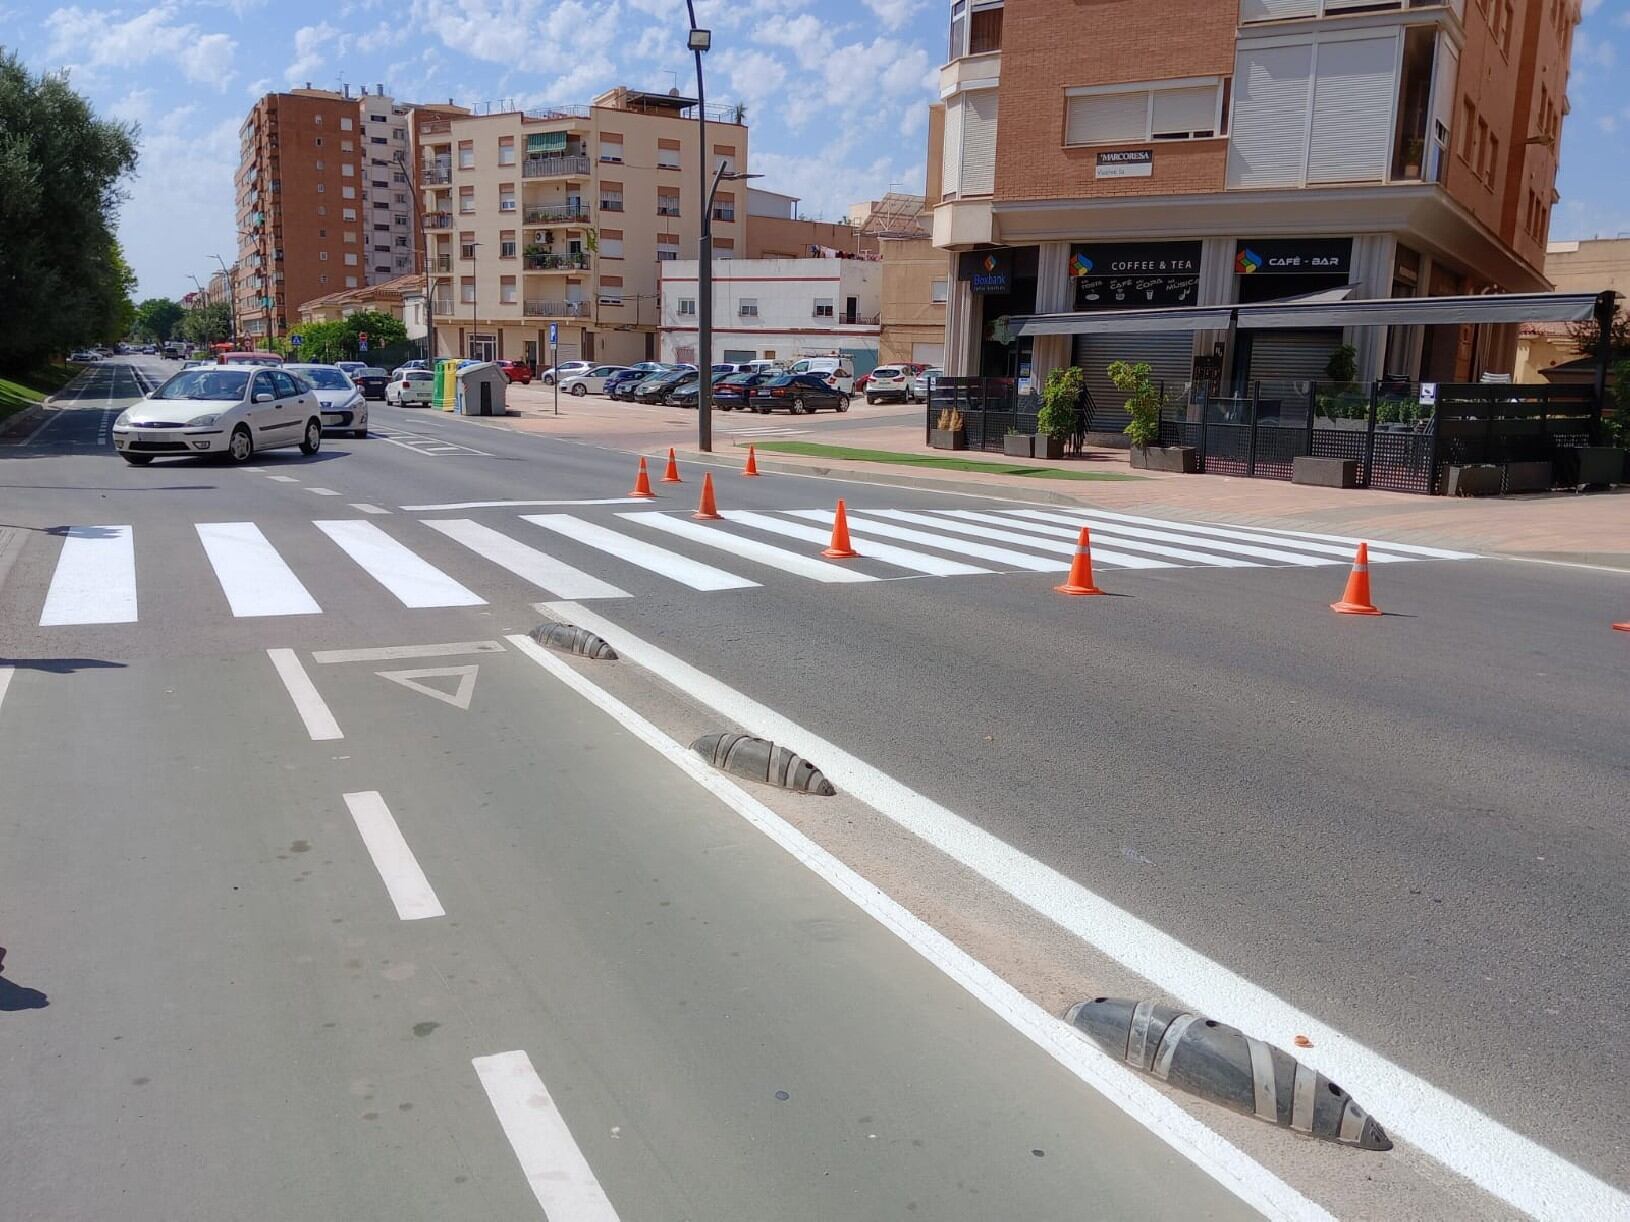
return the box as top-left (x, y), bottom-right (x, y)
top-left (933, 0), bottom-right (1580, 402)
top-left (659, 258), bottom-right (881, 368)
top-left (416, 88), bottom-right (748, 367)
top-left (746, 189), bottom-right (880, 259)
top-left (235, 86), bottom-right (444, 346)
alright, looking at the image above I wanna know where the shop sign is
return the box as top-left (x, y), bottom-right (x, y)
top-left (1233, 237), bottom-right (1352, 276)
top-left (1095, 150), bottom-right (1152, 179)
top-left (1071, 241), bottom-right (1201, 311)
top-left (962, 249), bottom-right (1011, 294)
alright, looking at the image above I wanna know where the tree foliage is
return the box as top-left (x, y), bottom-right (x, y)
top-left (178, 300), bottom-right (232, 346)
top-left (285, 319), bottom-right (346, 362)
top-left (339, 309), bottom-right (407, 350)
top-left (1108, 359), bottom-right (1162, 448)
top-left (133, 297), bottom-right (185, 342)
top-left (0, 51), bottom-right (139, 369)
top-left (283, 310), bottom-right (408, 362)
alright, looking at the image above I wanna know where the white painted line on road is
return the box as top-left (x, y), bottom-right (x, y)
top-left (0, 665), bottom-right (13, 722)
top-left (197, 522), bottom-right (321, 617)
top-left (342, 790), bottom-right (445, 920)
top-left (472, 1049), bottom-right (621, 1221)
top-left (378, 664), bottom-right (478, 709)
top-left (350, 503), bottom-right (391, 515)
top-left (720, 510), bottom-right (989, 577)
top-left (305, 487), bottom-right (343, 496)
top-left (267, 647), bottom-right (343, 741)
top-left (524, 514), bottom-right (758, 592)
top-left (541, 606), bottom-right (1630, 1222)
top-left (241, 466), bottom-right (266, 472)
top-left (620, 512), bottom-right (876, 583)
top-left (314, 520), bottom-right (486, 609)
top-left (402, 497), bottom-right (650, 511)
top-left (39, 525), bottom-right (138, 626)
top-left (266, 474), bottom-right (300, 483)
top-left (424, 519), bottom-right (629, 600)
top-left (1192, 520), bottom-right (1479, 561)
top-left (507, 629), bottom-right (1322, 1222)
top-left (1502, 555), bottom-right (1630, 576)
top-left (314, 640), bottom-right (504, 664)
top-left (999, 509), bottom-right (1281, 569)
top-left (1040, 508), bottom-right (1419, 564)
top-left (938, 511), bottom-right (1186, 571)
top-left (790, 508), bottom-right (1067, 573)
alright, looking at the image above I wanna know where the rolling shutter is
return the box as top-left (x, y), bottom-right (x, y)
top-left (941, 95), bottom-right (963, 196)
top-left (960, 90), bottom-right (998, 194)
top-left (1307, 35), bottom-right (1398, 184)
top-left (1240, 0), bottom-right (1317, 20)
top-left (1243, 330), bottom-right (1342, 390)
top-left (1226, 43), bottom-right (1314, 188)
top-left (1066, 90), bottom-right (1148, 145)
top-left (1071, 332), bottom-right (1194, 433)
top-left (1152, 86), bottom-right (1219, 138)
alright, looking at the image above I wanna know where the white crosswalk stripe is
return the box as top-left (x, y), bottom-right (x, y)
top-left (29, 505), bottom-right (1477, 629)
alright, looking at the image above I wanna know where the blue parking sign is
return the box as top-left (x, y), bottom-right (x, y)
top-left (548, 323), bottom-right (558, 345)
top-left (289, 333), bottom-right (302, 346)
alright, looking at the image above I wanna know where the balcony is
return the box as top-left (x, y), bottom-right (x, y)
top-left (599, 198), bottom-right (624, 213)
top-left (657, 203), bottom-right (681, 217)
top-left (524, 204), bottom-right (591, 225)
top-left (421, 165), bottom-right (451, 184)
top-left (432, 254), bottom-right (452, 273)
top-left (522, 153), bottom-right (590, 179)
top-left (524, 253), bottom-right (590, 270)
top-left (425, 212), bottom-right (454, 229)
top-left (524, 299), bottom-right (590, 318)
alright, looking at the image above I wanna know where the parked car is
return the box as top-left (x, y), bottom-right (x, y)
top-left (386, 369), bottom-right (436, 406)
top-left (539, 360), bottom-right (594, 386)
top-left (911, 367), bottom-right (942, 402)
top-left (633, 369), bottom-right (698, 405)
top-left (786, 355), bottom-right (855, 395)
top-left (496, 359), bottom-right (534, 384)
top-left (557, 364), bottom-right (627, 396)
top-left (140, 345), bottom-right (156, 355)
top-left (334, 361), bottom-right (368, 378)
top-left (864, 366), bottom-right (914, 404)
top-left (606, 362), bottom-right (669, 400)
top-left (68, 350), bottom-right (101, 363)
top-left (391, 359), bottom-right (430, 377)
top-left (711, 371), bottom-right (773, 410)
top-left (217, 351), bottom-right (283, 366)
top-left (667, 370), bottom-right (737, 409)
top-left (181, 359), bottom-right (207, 370)
top-left (285, 363), bottom-right (368, 438)
top-left (351, 367), bottom-right (391, 400)
top-left (748, 373), bottom-right (850, 414)
top-left (112, 366), bottom-right (323, 465)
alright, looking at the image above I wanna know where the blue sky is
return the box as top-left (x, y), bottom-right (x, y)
top-left (11, 0), bottom-right (1630, 300)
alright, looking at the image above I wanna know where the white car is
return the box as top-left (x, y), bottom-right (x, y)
top-left (864, 366), bottom-right (912, 404)
top-left (112, 365), bottom-right (324, 465)
top-left (386, 369), bottom-right (436, 406)
top-left (68, 350), bottom-right (101, 363)
top-left (540, 360), bottom-right (593, 386)
top-left (286, 363), bottom-right (368, 438)
top-left (788, 355), bottom-right (855, 395)
top-left (911, 367), bottom-right (942, 401)
top-left (557, 364), bottom-right (627, 396)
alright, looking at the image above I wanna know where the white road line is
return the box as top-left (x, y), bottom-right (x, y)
top-left (1040, 508), bottom-right (1421, 564)
top-left (39, 525), bottom-right (138, 626)
top-left (402, 497), bottom-right (651, 511)
top-left (472, 1050), bottom-right (621, 1221)
top-left (933, 511), bottom-right (1175, 571)
top-left (1502, 555), bottom-right (1630, 575)
top-left (266, 474), bottom-right (300, 483)
top-left (266, 648), bottom-right (343, 741)
top-left (719, 510), bottom-right (990, 577)
top-left (996, 510), bottom-right (1274, 569)
top-left (543, 605), bottom-right (1625, 1222)
top-left (791, 509), bottom-right (1067, 573)
top-left (524, 514), bottom-right (759, 592)
top-left (314, 640), bottom-right (505, 664)
top-left (241, 466), bottom-right (266, 472)
top-left (619, 512), bottom-right (877, 583)
top-left (1189, 520), bottom-right (1480, 561)
top-left (349, 503), bottom-right (391, 515)
top-left (314, 520), bottom-right (485, 609)
top-left (507, 630), bottom-right (1322, 1222)
top-left (197, 523), bottom-right (322, 617)
top-left (305, 487), bottom-right (343, 496)
top-left (342, 791), bottom-right (445, 920)
top-left (424, 518), bottom-right (630, 600)
top-left (0, 665), bottom-right (13, 722)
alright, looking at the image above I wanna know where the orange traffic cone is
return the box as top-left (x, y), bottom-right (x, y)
top-left (694, 472), bottom-right (722, 520)
top-left (661, 447), bottom-right (682, 483)
top-left (1054, 526), bottom-right (1105, 596)
top-left (629, 456), bottom-right (656, 499)
top-left (822, 499), bottom-right (860, 559)
top-left (743, 445), bottom-right (761, 477)
top-left (1330, 542), bottom-right (1382, 615)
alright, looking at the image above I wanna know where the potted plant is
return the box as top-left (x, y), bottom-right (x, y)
top-left (1401, 136), bottom-right (1425, 179)
top-left (1036, 366), bottom-right (1083, 460)
top-left (930, 407), bottom-right (966, 450)
top-left (1003, 427), bottom-right (1034, 458)
top-left (1113, 358), bottom-right (1198, 472)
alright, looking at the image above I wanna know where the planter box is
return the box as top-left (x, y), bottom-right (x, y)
top-left (929, 428), bottom-right (967, 451)
top-left (1443, 464), bottom-right (1501, 497)
top-left (1555, 446), bottom-right (1626, 487)
top-left (1036, 435), bottom-right (1065, 460)
top-left (1130, 444), bottom-right (1199, 473)
top-left (1291, 455), bottom-right (1357, 488)
top-left (1003, 433), bottom-right (1036, 458)
top-left (1504, 460), bottom-right (1553, 492)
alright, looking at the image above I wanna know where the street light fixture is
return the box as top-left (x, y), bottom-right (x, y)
top-left (687, 27), bottom-right (711, 51)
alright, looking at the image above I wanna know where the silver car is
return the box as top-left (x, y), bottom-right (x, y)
top-left (113, 366), bottom-right (324, 465)
top-left (911, 367), bottom-right (942, 402)
top-left (286, 363), bottom-right (369, 437)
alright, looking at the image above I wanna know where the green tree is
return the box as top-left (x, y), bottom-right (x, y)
top-left (177, 300), bottom-right (232, 346)
top-left (0, 51), bottom-right (139, 369)
top-left (285, 319), bottom-right (346, 362)
top-left (338, 309), bottom-right (407, 353)
top-left (133, 297), bottom-right (185, 342)
top-left (1108, 359), bottom-right (1162, 448)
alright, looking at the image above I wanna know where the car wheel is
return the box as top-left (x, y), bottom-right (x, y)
top-left (299, 418), bottom-right (322, 455)
top-left (838, 396), bottom-right (850, 413)
top-left (866, 395), bottom-right (877, 405)
top-left (121, 453), bottom-right (154, 466)
top-left (352, 428), bottom-right (367, 439)
top-left (793, 395), bottom-right (807, 414)
top-left (571, 383), bottom-right (587, 396)
top-left (543, 374), bottom-right (554, 385)
top-left (227, 425), bottom-right (254, 464)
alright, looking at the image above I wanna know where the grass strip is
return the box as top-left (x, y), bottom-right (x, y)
top-left (0, 365), bottom-right (75, 423)
top-left (743, 440), bottom-right (1142, 481)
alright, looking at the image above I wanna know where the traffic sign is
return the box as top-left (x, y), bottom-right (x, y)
top-left (289, 333), bottom-right (303, 347)
top-left (358, 339), bottom-right (369, 352)
top-left (548, 322), bottom-right (558, 345)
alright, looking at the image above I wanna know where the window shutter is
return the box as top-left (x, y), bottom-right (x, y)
top-left (1307, 35), bottom-right (1397, 184)
top-left (1151, 86), bottom-right (1218, 138)
top-left (1226, 43), bottom-right (1313, 187)
top-left (1066, 91), bottom-right (1148, 145)
top-left (960, 89), bottom-right (998, 194)
top-left (1240, 0), bottom-right (1317, 21)
top-left (941, 96), bottom-right (963, 195)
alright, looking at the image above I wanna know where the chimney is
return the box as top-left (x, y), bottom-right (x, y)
top-left (305, 81), bottom-right (312, 89)
top-left (343, 83), bottom-right (350, 98)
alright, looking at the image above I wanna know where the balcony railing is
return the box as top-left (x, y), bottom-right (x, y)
top-left (713, 207), bottom-right (736, 222)
top-left (522, 153), bottom-right (590, 179)
top-left (421, 165), bottom-right (451, 184)
top-left (524, 253), bottom-right (590, 270)
top-left (524, 205), bottom-right (591, 225)
top-left (599, 199), bottom-right (623, 212)
top-left (432, 254), bottom-right (451, 273)
top-left (425, 212), bottom-right (454, 229)
top-left (524, 299), bottom-right (590, 317)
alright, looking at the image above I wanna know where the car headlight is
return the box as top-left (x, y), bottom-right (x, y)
top-left (189, 412), bottom-right (219, 427)
top-left (345, 392), bottom-right (364, 409)
top-left (114, 409), bottom-right (133, 428)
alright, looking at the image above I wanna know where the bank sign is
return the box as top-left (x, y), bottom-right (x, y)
top-left (1234, 237), bottom-right (1352, 276)
top-left (965, 250), bottom-right (1011, 294)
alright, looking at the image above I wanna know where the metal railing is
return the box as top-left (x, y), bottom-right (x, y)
top-left (713, 207), bottom-right (736, 222)
top-left (523, 299), bottom-right (589, 318)
top-left (522, 153), bottom-right (590, 178)
top-left (420, 165), bottom-right (451, 184)
top-left (657, 203), bottom-right (681, 217)
top-left (432, 255), bottom-right (451, 273)
top-left (425, 213), bottom-right (453, 229)
top-left (523, 205), bottom-right (590, 225)
top-left (524, 253), bottom-right (589, 270)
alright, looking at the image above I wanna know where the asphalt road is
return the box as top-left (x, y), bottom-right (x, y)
top-left (2, 357), bottom-right (1626, 1218)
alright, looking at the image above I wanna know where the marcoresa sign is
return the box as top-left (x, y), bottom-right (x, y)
top-left (1233, 237), bottom-right (1353, 276)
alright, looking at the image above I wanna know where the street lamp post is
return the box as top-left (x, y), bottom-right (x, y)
top-left (467, 242), bottom-right (480, 358)
top-left (394, 149), bottom-right (434, 363)
top-left (212, 254), bottom-right (236, 347)
top-left (685, 6), bottom-right (715, 452)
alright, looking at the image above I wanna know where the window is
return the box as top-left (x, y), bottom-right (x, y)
top-left (931, 279), bottom-right (949, 303)
top-left (315, 158), bottom-right (325, 170)
top-left (500, 236), bottom-right (517, 257)
top-left (458, 140), bottom-right (474, 169)
top-left (599, 133), bottom-right (623, 162)
top-left (657, 188), bottom-right (681, 216)
top-left (949, 0), bottom-right (966, 59)
top-left (969, 3), bottom-right (1002, 55)
top-left (1485, 132), bottom-right (1499, 185)
top-left (340, 116), bottom-right (353, 131)
top-left (319, 251), bottom-right (329, 262)
top-left (342, 207), bottom-right (357, 221)
top-left (461, 241), bottom-right (477, 259)
top-left (342, 185), bottom-right (356, 199)
top-left (499, 184), bottom-right (516, 212)
top-left (657, 138), bottom-right (682, 169)
top-left (678, 297), bottom-right (696, 316)
top-left (738, 297), bottom-right (758, 317)
top-left (461, 277), bottom-right (475, 303)
top-left (341, 139), bottom-right (353, 152)
top-left (318, 228), bottom-right (327, 239)
top-left (344, 252), bottom-right (358, 265)
top-left (373, 223), bottom-right (389, 232)
top-left (500, 275), bottom-right (517, 304)
top-left (1066, 79), bottom-right (1222, 145)
top-left (600, 181), bottom-right (624, 211)
top-left (396, 235), bottom-right (409, 248)
top-left (1475, 116), bottom-right (1489, 178)
top-left (395, 214), bottom-right (407, 226)
top-left (499, 137), bottom-right (515, 165)
top-left (370, 135), bottom-right (387, 145)
top-left (344, 231), bottom-right (357, 243)
top-left (314, 115), bottom-right (323, 126)
top-left (813, 297), bottom-right (834, 317)
top-left (1460, 97), bottom-right (1477, 159)
top-left (314, 137), bottom-right (323, 148)
top-left (657, 234), bottom-right (680, 262)
top-left (599, 229), bottom-right (623, 258)
top-left (459, 187), bottom-right (475, 213)
top-left (714, 236), bottom-right (735, 259)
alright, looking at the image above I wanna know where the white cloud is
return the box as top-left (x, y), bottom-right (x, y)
top-left (116, 104), bottom-right (241, 297)
top-left (1580, 0), bottom-right (1603, 14)
top-left (408, 0), bottom-right (543, 64)
top-left (751, 145), bottom-right (915, 222)
top-left (1597, 113), bottom-right (1619, 134)
top-left (285, 22), bottom-right (341, 85)
top-left (861, 0), bottom-right (922, 30)
top-left (1573, 30), bottom-right (1617, 69)
top-left (44, 2), bottom-right (238, 88)
top-left (752, 12), bottom-right (833, 71)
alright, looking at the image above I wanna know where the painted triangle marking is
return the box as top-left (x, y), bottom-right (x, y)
top-left (376, 664), bottom-right (478, 710)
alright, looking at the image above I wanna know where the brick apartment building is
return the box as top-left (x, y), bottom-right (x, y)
top-left (932, 0), bottom-right (1579, 405)
top-left (234, 86), bottom-right (456, 348)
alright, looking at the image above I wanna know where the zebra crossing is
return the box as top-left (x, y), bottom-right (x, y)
top-left (28, 505), bottom-right (1479, 627)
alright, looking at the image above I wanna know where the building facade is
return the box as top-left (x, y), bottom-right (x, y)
top-left (745, 189), bottom-right (879, 260)
top-left (235, 86), bottom-right (436, 347)
top-left (295, 271), bottom-right (420, 324)
top-left (880, 237), bottom-right (949, 367)
top-left (1516, 237), bottom-right (1630, 380)
top-left (658, 257), bottom-right (882, 370)
top-left (933, 0), bottom-right (1579, 403)
top-left (416, 88), bottom-right (748, 368)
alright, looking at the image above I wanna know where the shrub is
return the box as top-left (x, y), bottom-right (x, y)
top-left (1108, 359), bottom-right (1161, 448)
top-left (1037, 366), bottom-right (1084, 440)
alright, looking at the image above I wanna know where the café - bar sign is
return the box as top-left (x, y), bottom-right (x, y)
top-left (1234, 237), bottom-right (1352, 276)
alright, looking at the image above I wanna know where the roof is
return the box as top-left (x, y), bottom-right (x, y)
top-left (295, 272), bottom-right (421, 316)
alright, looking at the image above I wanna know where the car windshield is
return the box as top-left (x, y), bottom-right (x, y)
top-left (405, 372), bottom-right (433, 381)
top-left (293, 367), bottom-right (352, 390)
top-left (151, 369), bottom-right (250, 400)
top-left (875, 368), bottom-right (902, 377)
top-left (361, 368), bottom-right (387, 377)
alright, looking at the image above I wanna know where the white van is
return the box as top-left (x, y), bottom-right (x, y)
top-left (788, 355), bottom-right (855, 395)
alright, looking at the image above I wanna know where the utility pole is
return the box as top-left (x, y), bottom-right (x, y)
top-left (394, 149), bottom-right (434, 363)
top-left (212, 254), bottom-right (236, 347)
top-left (686, 4), bottom-right (713, 452)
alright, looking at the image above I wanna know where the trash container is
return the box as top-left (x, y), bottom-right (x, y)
top-left (433, 358), bottom-right (460, 412)
top-left (455, 362), bottom-right (508, 416)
